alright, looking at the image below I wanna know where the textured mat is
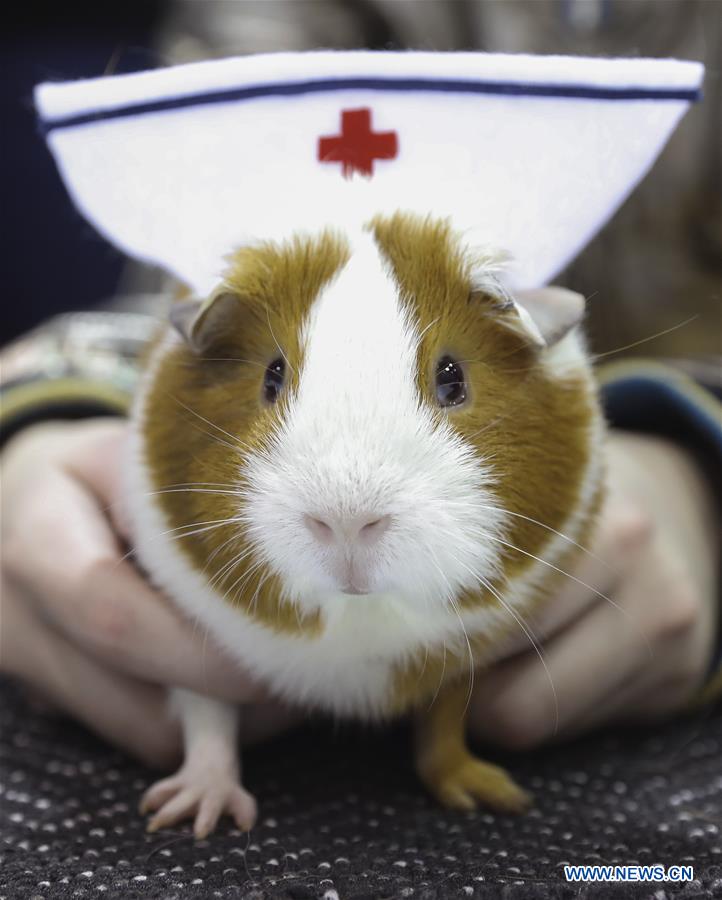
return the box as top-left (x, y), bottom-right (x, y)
top-left (0, 679), bottom-right (720, 899)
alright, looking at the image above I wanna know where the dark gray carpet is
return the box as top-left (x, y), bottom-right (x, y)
top-left (1, 680), bottom-right (720, 899)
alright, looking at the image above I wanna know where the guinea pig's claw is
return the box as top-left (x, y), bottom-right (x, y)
top-left (141, 770), bottom-right (257, 838)
top-left (421, 752), bottom-right (532, 814)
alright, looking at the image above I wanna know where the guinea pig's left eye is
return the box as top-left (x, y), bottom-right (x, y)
top-left (435, 356), bottom-right (467, 408)
top-left (263, 358), bottom-right (285, 403)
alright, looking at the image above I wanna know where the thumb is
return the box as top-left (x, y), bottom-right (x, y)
top-left (63, 418), bottom-right (133, 542)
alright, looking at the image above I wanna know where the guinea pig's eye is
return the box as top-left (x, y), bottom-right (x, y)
top-left (435, 356), bottom-right (467, 408)
top-left (263, 358), bottom-right (285, 404)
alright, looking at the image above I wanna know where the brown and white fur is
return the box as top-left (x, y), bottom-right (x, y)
top-left (126, 213), bottom-right (604, 837)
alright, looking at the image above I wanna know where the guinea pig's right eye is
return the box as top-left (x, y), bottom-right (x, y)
top-left (435, 356), bottom-right (467, 408)
top-left (263, 358), bottom-right (286, 404)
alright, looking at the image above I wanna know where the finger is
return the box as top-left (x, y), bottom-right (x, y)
top-left (550, 662), bottom-right (651, 741)
top-left (469, 575), bottom-right (653, 750)
top-left (61, 557), bottom-right (268, 704)
top-left (492, 499), bottom-right (654, 663)
top-left (61, 418), bottom-right (133, 541)
top-left (613, 677), bottom-right (702, 722)
top-left (147, 788), bottom-right (200, 833)
top-left (227, 786), bottom-right (257, 832)
top-left (527, 498), bottom-right (654, 642)
top-left (195, 793), bottom-right (227, 840)
top-left (9, 472), bottom-right (266, 703)
top-left (562, 563), bottom-right (710, 738)
top-left (140, 776), bottom-right (185, 814)
top-left (71, 558), bottom-right (270, 703)
top-left (554, 628), bottom-right (693, 738)
top-left (565, 635), bottom-right (707, 735)
top-left (11, 606), bottom-right (181, 769)
top-left (555, 665), bottom-right (701, 740)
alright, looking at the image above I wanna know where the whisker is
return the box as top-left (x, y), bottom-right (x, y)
top-left (265, 307), bottom-right (295, 376)
top-left (251, 570), bottom-right (272, 615)
top-left (208, 545), bottom-right (256, 592)
top-left (455, 556), bottom-right (559, 735)
top-left (223, 562), bottom-right (262, 606)
top-left (463, 413), bottom-right (510, 442)
top-left (450, 595), bottom-right (475, 715)
top-left (200, 618), bottom-right (212, 695)
top-left (116, 519), bottom-right (237, 565)
top-left (146, 487), bottom-right (243, 498)
top-left (416, 642), bottom-right (430, 687)
top-left (178, 416), bottom-right (245, 455)
top-left (101, 482), bottom-right (242, 516)
top-left (208, 547), bottom-right (245, 591)
top-left (224, 556), bottom-right (268, 607)
top-left (169, 394), bottom-right (249, 454)
top-left (479, 572), bottom-right (560, 736)
top-left (480, 531), bottom-right (653, 660)
top-left (416, 316), bottom-right (441, 343)
top-left (479, 505), bottom-right (607, 566)
top-left (162, 482), bottom-right (238, 490)
top-left (159, 518), bottom-right (238, 537)
top-left (424, 543), bottom-right (475, 715)
top-left (160, 522), bottom-right (238, 546)
top-left (427, 641), bottom-right (447, 711)
top-left (455, 356), bottom-right (537, 377)
top-left (207, 530), bottom-right (245, 566)
top-left (150, 481), bottom-right (239, 490)
top-left (591, 314), bottom-right (699, 361)
top-left (195, 356), bottom-right (268, 369)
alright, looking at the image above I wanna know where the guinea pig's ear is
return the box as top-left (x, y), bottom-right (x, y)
top-left (169, 290), bottom-right (240, 354)
top-left (474, 272), bottom-right (585, 348)
top-left (512, 287), bottom-right (586, 347)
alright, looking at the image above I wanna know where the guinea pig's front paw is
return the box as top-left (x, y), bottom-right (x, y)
top-left (140, 766), bottom-right (257, 839)
top-left (419, 751), bottom-right (532, 814)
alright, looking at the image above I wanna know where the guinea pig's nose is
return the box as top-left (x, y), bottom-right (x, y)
top-left (304, 513), bottom-right (391, 548)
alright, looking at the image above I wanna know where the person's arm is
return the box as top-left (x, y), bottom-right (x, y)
top-left (0, 309), bottom-right (155, 445)
top-left (599, 358), bottom-right (721, 701)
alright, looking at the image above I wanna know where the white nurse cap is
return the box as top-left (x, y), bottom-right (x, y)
top-left (35, 50), bottom-right (703, 296)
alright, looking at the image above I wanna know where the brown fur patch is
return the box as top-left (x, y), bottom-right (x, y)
top-left (370, 213), bottom-right (602, 710)
top-left (140, 232), bottom-right (349, 634)
top-left (414, 677), bottom-right (531, 811)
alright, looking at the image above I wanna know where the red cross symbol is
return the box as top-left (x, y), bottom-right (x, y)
top-left (318, 108), bottom-right (398, 178)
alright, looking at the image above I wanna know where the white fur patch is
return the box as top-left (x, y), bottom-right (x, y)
top-left (242, 232), bottom-right (503, 606)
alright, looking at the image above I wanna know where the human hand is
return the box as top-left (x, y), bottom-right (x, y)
top-left (468, 429), bottom-right (720, 749)
top-left (0, 419), bottom-right (298, 767)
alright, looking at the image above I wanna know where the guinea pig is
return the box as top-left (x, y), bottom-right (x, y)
top-left (126, 211), bottom-right (604, 838)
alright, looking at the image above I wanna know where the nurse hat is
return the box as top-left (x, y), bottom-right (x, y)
top-left (35, 50), bottom-right (703, 296)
